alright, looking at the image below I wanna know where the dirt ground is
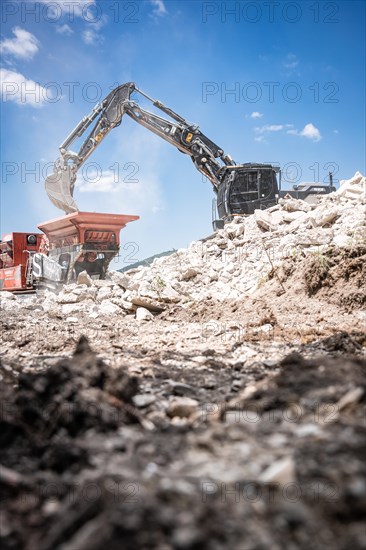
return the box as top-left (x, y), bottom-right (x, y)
top-left (1, 247), bottom-right (365, 549)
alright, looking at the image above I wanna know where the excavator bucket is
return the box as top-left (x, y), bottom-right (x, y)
top-left (45, 166), bottom-right (78, 214)
top-left (44, 83), bottom-right (137, 214)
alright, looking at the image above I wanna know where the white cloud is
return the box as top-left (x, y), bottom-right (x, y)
top-left (0, 68), bottom-right (47, 107)
top-left (82, 13), bottom-right (108, 45)
top-left (265, 124), bottom-right (283, 132)
top-left (149, 0), bottom-right (167, 16)
top-left (250, 111), bottom-right (263, 119)
top-left (255, 124), bottom-right (284, 134)
top-left (283, 53), bottom-right (299, 69)
top-left (82, 29), bottom-right (97, 44)
top-left (56, 24), bottom-right (73, 35)
top-left (0, 27), bottom-right (39, 60)
top-left (300, 123), bottom-right (322, 141)
top-left (76, 166), bottom-right (164, 214)
top-left (77, 169), bottom-right (120, 193)
top-left (89, 13), bottom-right (108, 31)
top-left (254, 136), bottom-right (266, 143)
top-left (37, 0), bottom-right (97, 19)
top-left (287, 123), bottom-right (322, 142)
top-left (74, 127), bottom-right (165, 215)
top-left (82, 26), bottom-right (105, 45)
top-left (37, 1), bottom-right (106, 44)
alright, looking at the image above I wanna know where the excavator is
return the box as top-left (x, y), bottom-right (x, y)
top-left (1, 82), bottom-right (335, 291)
top-left (44, 82), bottom-right (335, 222)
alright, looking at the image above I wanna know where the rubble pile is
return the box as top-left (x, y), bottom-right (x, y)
top-left (1, 173), bottom-right (365, 550)
top-left (3, 172), bottom-right (364, 319)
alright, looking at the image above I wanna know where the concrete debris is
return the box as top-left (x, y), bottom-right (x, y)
top-left (255, 209), bottom-right (277, 231)
top-left (98, 300), bottom-right (121, 315)
top-left (133, 393), bottom-right (156, 408)
top-left (259, 456), bottom-right (296, 486)
top-left (337, 387), bottom-right (364, 410)
top-left (278, 197), bottom-right (314, 212)
top-left (1, 291), bottom-right (16, 300)
top-left (66, 316), bottom-right (79, 323)
top-left (180, 268), bottom-right (199, 281)
top-left (76, 270), bottom-right (92, 286)
top-left (0, 291), bottom-right (17, 311)
top-left (167, 397), bottom-right (199, 418)
top-left (335, 171), bottom-right (366, 199)
top-left (2, 172), bottom-right (365, 319)
top-left (1, 173), bottom-right (365, 550)
top-left (109, 270), bottom-right (130, 289)
top-left (131, 296), bottom-right (165, 312)
top-left (135, 307), bottom-right (154, 321)
top-left (97, 286), bottom-right (113, 301)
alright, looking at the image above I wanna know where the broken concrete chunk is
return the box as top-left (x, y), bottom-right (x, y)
top-left (180, 268), bottom-right (199, 281)
top-left (109, 270), bottom-right (130, 286)
top-left (282, 211), bottom-right (309, 223)
top-left (62, 303), bottom-right (83, 315)
top-left (97, 286), bottom-right (113, 301)
top-left (339, 171), bottom-right (365, 188)
top-left (56, 291), bottom-right (80, 304)
top-left (131, 296), bottom-right (165, 312)
top-left (279, 198), bottom-right (313, 212)
top-left (0, 291), bottom-right (16, 301)
top-left (255, 209), bottom-right (277, 232)
top-left (259, 456), bottom-right (295, 486)
top-left (167, 397), bottom-right (199, 418)
top-left (98, 300), bottom-right (121, 315)
top-left (77, 270), bottom-right (92, 287)
top-left (89, 311), bottom-right (99, 319)
top-left (337, 387), bottom-right (364, 410)
top-left (119, 300), bottom-right (136, 312)
top-left (159, 283), bottom-right (181, 303)
top-left (311, 208), bottom-right (340, 227)
top-left (270, 211), bottom-right (287, 225)
top-left (135, 307), bottom-right (154, 321)
top-left (133, 394), bottom-right (156, 408)
top-left (335, 171), bottom-right (366, 200)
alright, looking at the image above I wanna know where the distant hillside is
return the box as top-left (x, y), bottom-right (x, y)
top-left (118, 249), bottom-right (177, 272)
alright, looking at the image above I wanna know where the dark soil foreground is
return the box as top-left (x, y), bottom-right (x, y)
top-left (1, 335), bottom-right (365, 550)
top-left (1, 248), bottom-right (366, 549)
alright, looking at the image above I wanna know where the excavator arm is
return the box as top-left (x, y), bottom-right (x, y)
top-left (45, 82), bottom-right (235, 213)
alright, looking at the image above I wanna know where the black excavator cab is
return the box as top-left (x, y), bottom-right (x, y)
top-left (213, 164), bottom-right (336, 229)
top-left (215, 164), bottom-right (280, 225)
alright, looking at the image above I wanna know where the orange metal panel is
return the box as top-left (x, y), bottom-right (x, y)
top-left (0, 233), bottom-right (43, 277)
top-left (0, 265), bottom-right (24, 291)
top-left (38, 211), bottom-right (139, 249)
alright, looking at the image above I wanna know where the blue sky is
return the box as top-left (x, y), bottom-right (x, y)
top-left (1, 0), bottom-right (365, 266)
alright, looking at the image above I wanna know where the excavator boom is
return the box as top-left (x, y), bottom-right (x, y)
top-left (45, 82), bottom-right (234, 214)
top-left (45, 82), bottom-right (335, 220)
